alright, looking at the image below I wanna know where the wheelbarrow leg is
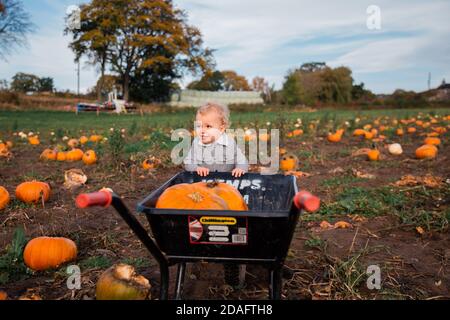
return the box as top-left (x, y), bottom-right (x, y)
top-left (174, 263), bottom-right (186, 300)
top-left (160, 264), bottom-right (170, 300)
top-left (269, 266), bottom-right (282, 300)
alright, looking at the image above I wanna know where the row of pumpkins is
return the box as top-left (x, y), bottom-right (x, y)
top-left (0, 180), bottom-right (248, 300)
top-left (26, 134), bottom-right (104, 147)
top-left (40, 148), bottom-right (97, 165)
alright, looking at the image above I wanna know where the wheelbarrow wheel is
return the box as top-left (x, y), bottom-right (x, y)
top-left (224, 264), bottom-right (246, 289)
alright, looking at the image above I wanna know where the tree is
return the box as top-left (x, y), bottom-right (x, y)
top-left (252, 76), bottom-right (271, 102)
top-left (38, 77), bottom-right (54, 92)
top-left (221, 70), bottom-right (250, 91)
top-left (0, 0), bottom-right (34, 60)
top-left (10, 72), bottom-right (40, 92)
top-left (299, 62), bottom-right (327, 73)
top-left (187, 70), bottom-right (224, 91)
top-left (65, 0), bottom-right (116, 101)
top-left (0, 79), bottom-right (8, 90)
top-left (281, 70), bottom-right (304, 105)
top-left (319, 66), bottom-right (353, 104)
top-left (67, 0), bottom-right (214, 101)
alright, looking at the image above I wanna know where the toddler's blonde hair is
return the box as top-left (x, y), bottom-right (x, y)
top-left (197, 102), bottom-right (230, 128)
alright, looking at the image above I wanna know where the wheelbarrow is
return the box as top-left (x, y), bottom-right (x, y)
top-left (75, 172), bottom-right (320, 300)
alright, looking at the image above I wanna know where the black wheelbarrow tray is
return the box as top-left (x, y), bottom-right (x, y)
top-left (75, 172), bottom-right (320, 300)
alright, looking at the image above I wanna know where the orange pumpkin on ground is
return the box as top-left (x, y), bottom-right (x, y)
top-left (353, 129), bottom-right (366, 137)
top-left (56, 152), bottom-right (67, 161)
top-left (156, 183), bottom-right (229, 210)
top-left (0, 290), bottom-right (7, 300)
top-left (424, 137), bottom-right (441, 146)
top-left (280, 153), bottom-right (298, 171)
top-left (82, 150), bottom-right (97, 165)
top-left (23, 237), bottom-right (77, 271)
top-left (142, 157), bottom-right (161, 170)
top-left (415, 144), bottom-right (438, 159)
top-left (28, 136), bottom-right (40, 145)
top-left (15, 181), bottom-right (51, 204)
top-left (79, 136), bottom-right (89, 145)
top-left (66, 148), bottom-right (84, 162)
top-left (367, 150), bottom-right (380, 161)
top-left (40, 149), bottom-right (57, 161)
top-left (327, 129), bottom-right (344, 143)
top-left (407, 127), bottom-right (417, 134)
top-left (0, 186), bottom-right (10, 210)
top-left (194, 182), bottom-right (248, 211)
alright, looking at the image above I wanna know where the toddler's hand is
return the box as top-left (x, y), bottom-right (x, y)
top-left (196, 167), bottom-right (210, 177)
top-left (232, 168), bottom-right (245, 178)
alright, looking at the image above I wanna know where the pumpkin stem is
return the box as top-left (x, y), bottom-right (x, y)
top-left (187, 192), bottom-right (204, 203)
top-left (206, 181), bottom-right (218, 188)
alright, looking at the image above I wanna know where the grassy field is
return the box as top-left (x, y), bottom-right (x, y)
top-left (1, 108), bottom-right (449, 132)
top-left (0, 107), bottom-right (449, 300)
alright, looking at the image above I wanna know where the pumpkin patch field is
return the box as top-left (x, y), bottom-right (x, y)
top-left (0, 108), bottom-right (449, 300)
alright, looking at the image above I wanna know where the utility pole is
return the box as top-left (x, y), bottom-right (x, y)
top-left (428, 72), bottom-right (431, 91)
top-left (77, 60), bottom-right (80, 97)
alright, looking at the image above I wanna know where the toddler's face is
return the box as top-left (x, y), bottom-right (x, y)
top-left (195, 111), bottom-right (225, 145)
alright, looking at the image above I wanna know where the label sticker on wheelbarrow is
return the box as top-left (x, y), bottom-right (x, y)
top-left (188, 216), bottom-right (248, 245)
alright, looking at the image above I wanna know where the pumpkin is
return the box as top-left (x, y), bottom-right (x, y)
top-left (424, 137), bottom-right (440, 146)
top-left (327, 129), bottom-right (344, 143)
top-left (292, 129), bottom-right (304, 136)
top-left (23, 237), bottom-right (77, 271)
top-left (66, 148), bottom-right (84, 162)
top-left (142, 157), bottom-right (161, 170)
top-left (407, 127), bottom-right (417, 134)
top-left (416, 144), bottom-right (438, 159)
top-left (156, 183), bottom-right (229, 210)
top-left (0, 186), bottom-right (10, 210)
top-left (0, 143), bottom-right (11, 158)
top-left (40, 149), bottom-right (57, 161)
top-left (79, 136), bottom-right (89, 145)
top-left (363, 124), bottom-right (372, 130)
top-left (432, 127), bottom-right (447, 134)
top-left (0, 290), bottom-right (7, 300)
top-left (194, 182), bottom-right (248, 211)
top-left (364, 131), bottom-right (374, 140)
top-left (353, 129), bottom-right (366, 136)
top-left (396, 128), bottom-right (404, 136)
top-left (427, 132), bottom-right (440, 137)
top-left (56, 152), bottom-right (67, 161)
top-left (259, 133), bottom-right (270, 142)
top-left (89, 135), bottom-right (103, 143)
top-left (96, 264), bottom-right (151, 300)
top-left (280, 153), bottom-right (298, 171)
top-left (82, 150), bottom-right (97, 165)
top-left (0, 142), bottom-right (7, 152)
top-left (388, 143), bottom-right (403, 156)
top-left (15, 181), bottom-right (51, 204)
top-left (367, 149), bottom-right (380, 161)
top-left (28, 136), bottom-right (40, 145)
top-left (67, 139), bottom-right (79, 148)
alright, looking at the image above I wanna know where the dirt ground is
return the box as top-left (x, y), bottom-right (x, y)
top-left (0, 134), bottom-right (449, 300)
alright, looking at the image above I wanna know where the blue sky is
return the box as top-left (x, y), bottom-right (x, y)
top-left (1, 0), bottom-right (449, 94)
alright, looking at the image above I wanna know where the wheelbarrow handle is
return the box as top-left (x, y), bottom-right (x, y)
top-left (294, 191), bottom-right (320, 213)
top-left (75, 189), bottom-right (170, 300)
top-left (76, 190), bottom-right (112, 208)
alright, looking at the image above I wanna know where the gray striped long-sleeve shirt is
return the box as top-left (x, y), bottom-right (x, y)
top-left (183, 133), bottom-right (249, 173)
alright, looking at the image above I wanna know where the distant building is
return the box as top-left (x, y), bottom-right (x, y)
top-left (170, 89), bottom-right (264, 108)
